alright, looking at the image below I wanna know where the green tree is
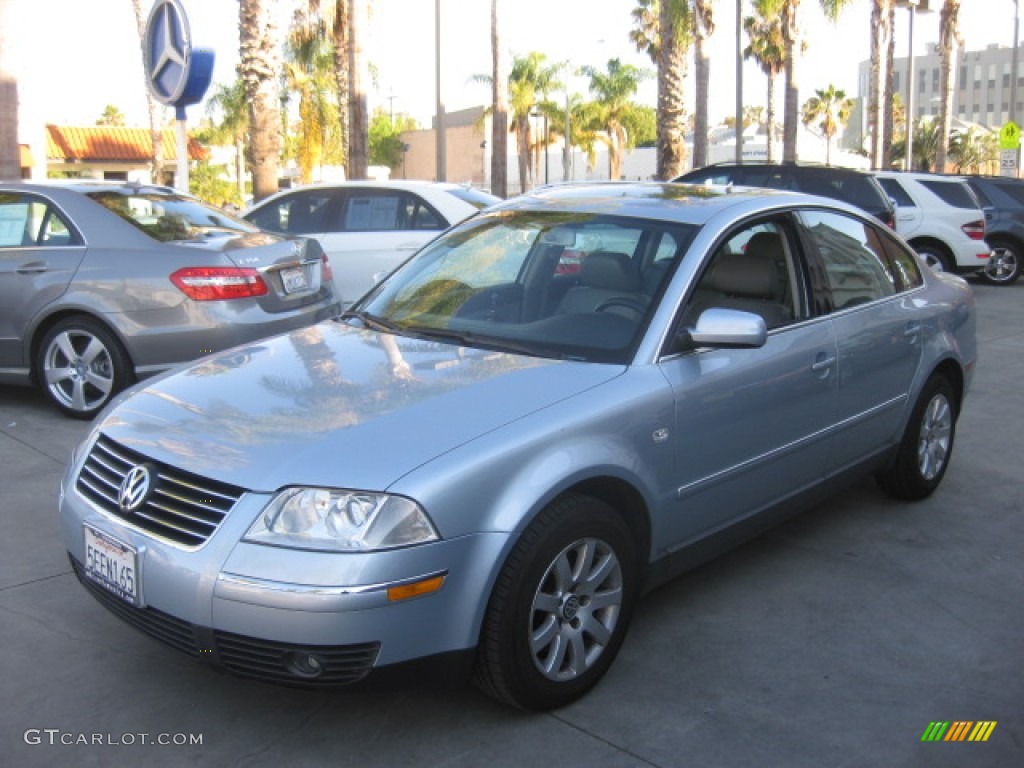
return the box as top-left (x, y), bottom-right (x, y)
top-left (285, 8), bottom-right (343, 184)
top-left (472, 52), bottom-right (562, 193)
top-left (801, 84), bottom-right (853, 165)
top-left (580, 58), bottom-right (652, 181)
top-left (369, 108), bottom-right (418, 170)
top-left (206, 80), bottom-right (249, 201)
top-left (948, 126), bottom-right (998, 173)
top-left (239, 0), bottom-right (283, 201)
top-left (744, 0), bottom-right (785, 163)
top-left (632, 0), bottom-right (691, 179)
top-left (96, 105), bottom-right (125, 126)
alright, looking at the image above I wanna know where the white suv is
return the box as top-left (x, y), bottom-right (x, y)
top-left (874, 172), bottom-right (990, 274)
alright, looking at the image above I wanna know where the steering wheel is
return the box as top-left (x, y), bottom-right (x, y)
top-left (594, 297), bottom-right (648, 319)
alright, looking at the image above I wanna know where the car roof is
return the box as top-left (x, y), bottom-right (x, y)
top-left (490, 181), bottom-right (861, 227)
top-left (0, 180), bottom-right (189, 197)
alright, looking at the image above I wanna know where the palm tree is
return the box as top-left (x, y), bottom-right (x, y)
top-left (490, 0), bottom-right (508, 197)
top-left (0, 0), bottom-right (19, 178)
top-left (744, 0), bottom-right (784, 163)
top-left (239, 0), bottom-right (283, 201)
top-left (475, 52), bottom-right (561, 193)
top-left (948, 126), bottom-right (998, 173)
top-left (131, 0), bottom-right (164, 183)
top-left (867, 0), bottom-right (894, 169)
top-left (347, 0), bottom-right (369, 179)
top-left (581, 58), bottom-right (651, 181)
top-left (206, 80), bottom-right (249, 200)
top-left (779, 0), bottom-right (852, 162)
top-left (934, 0), bottom-right (961, 172)
top-left (801, 84), bottom-right (853, 165)
top-left (631, 0), bottom-right (690, 180)
top-left (285, 11), bottom-right (342, 184)
top-left (692, 0), bottom-right (715, 168)
top-left (882, 1), bottom-right (897, 167)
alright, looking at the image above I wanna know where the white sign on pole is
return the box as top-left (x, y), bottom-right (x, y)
top-left (1000, 149), bottom-right (1019, 178)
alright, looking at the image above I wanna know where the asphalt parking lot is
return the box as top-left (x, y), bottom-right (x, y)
top-left (1, 281), bottom-right (1022, 768)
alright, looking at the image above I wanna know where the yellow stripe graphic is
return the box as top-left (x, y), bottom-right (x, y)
top-left (968, 721), bottom-right (997, 742)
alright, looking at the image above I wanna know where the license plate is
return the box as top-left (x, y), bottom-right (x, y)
top-left (281, 266), bottom-right (309, 294)
top-left (83, 525), bottom-right (138, 605)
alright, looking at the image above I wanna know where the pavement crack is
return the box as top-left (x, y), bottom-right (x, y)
top-left (550, 712), bottom-right (665, 767)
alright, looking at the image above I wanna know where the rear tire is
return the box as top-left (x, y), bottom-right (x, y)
top-left (36, 316), bottom-right (132, 419)
top-left (977, 239), bottom-right (1021, 285)
top-left (876, 375), bottom-right (957, 501)
top-left (473, 494), bottom-right (638, 711)
top-left (913, 243), bottom-right (953, 274)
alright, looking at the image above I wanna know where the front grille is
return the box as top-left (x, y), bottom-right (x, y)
top-left (71, 556), bottom-right (381, 688)
top-left (76, 434), bottom-right (243, 548)
top-left (215, 632), bottom-right (380, 687)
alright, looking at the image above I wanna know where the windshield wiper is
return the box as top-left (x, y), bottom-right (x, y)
top-left (402, 325), bottom-right (552, 358)
top-left (338, 309), bottom-right (403, 334)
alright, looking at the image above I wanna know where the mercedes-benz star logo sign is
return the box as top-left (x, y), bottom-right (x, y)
top-left (118, 466), bottom-right (152, 513)
top-left (145, 0), bottom-right (191, 105)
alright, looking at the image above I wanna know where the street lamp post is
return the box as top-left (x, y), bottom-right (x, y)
top-left (895, 0), bottom-right (932, 171)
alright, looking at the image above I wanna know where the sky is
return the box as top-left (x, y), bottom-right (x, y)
top-left (5, 0), bottom-right (1020, 132)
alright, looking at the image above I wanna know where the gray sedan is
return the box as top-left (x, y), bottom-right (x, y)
top-left (0, 182), bottom-right (340, 418)
top-left (59, 183), bottom-right (976, 710)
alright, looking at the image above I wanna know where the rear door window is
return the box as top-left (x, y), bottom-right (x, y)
top-left (799, 210), bottom-right (897, 310)
top-left (918, 180), bottom-right (979, 209)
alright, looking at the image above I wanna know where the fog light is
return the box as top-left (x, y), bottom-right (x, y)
top-left (284, 651), bottom-right (325, 678)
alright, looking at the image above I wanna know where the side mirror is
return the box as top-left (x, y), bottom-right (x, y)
top-left (680, 307), bottom-right (767, 350)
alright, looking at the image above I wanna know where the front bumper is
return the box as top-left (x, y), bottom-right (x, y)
top-left (60, 459), bottom-right (510, 688)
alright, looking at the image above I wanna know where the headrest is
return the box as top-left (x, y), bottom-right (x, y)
top-left (580, 251), bottom-right (640, 291)
top-left (710, 250), bottom-right (779, 299)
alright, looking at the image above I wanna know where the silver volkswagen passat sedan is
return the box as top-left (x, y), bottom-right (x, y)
top-left (60, 183), bottom-right (976, 710)
top-left (0, 182), bottom-right (340, 418)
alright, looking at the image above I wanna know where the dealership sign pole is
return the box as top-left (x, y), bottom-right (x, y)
top-left (143, 0), bottom-right (214, 192)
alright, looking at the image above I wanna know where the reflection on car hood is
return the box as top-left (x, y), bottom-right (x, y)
top-left (96, 322), bottom-right (624, 492)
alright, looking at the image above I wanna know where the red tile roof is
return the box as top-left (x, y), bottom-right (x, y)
top-left (46, 125), bottom-right (207, 163)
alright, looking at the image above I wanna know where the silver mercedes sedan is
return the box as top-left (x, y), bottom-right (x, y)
top-left (59, 183), bottom-right (976, 710)
top-left (0, 182), bottom-right (339, 418)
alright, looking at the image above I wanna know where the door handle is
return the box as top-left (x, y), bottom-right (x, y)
top-left (811, 354), bottom-right (836, 376)
top-left (16, 261), bottom-right (48, 274)
top-left (904, 321), bottom-right (922, 340)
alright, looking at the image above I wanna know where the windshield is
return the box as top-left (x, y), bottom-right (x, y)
top-left (88, 191), bottom-right (257, 242)
top-left (356, 210), bottom-right (698, 363)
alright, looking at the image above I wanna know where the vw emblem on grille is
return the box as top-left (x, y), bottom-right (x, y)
top-left (118, 465), bottom-right (153, 513)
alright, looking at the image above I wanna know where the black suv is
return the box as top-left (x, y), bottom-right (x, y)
top-left (674, 163), bottom-right (896, 229)
top-left (959, 176), bottom-right (1024, 285)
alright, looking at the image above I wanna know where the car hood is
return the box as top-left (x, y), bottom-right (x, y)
top-left (94, 322), bottom-right (624, 493)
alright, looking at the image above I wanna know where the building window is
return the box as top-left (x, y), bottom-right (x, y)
top-left (920, 71), bottom-right (927, 93)
top-left (932, 68), bottom-right (940, 91)
top-left (959, 65), bottom-right (967, 88)
top-left (894, 71), bottom-right (901, 92)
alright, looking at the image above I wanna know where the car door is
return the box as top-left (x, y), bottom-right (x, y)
top-left (318, 188), bottom-right (448, 304)
top-left (797, 209), bottom-right (924, 474)
top-left (657, 215), bottom-right (838, 547)
top-left (0, 193), bottom-right (86, 371)
top-left (876, 176), bottom-right (923, 239)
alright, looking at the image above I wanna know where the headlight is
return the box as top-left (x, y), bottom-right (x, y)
top-left (244, 488), bottom-right (439, 552)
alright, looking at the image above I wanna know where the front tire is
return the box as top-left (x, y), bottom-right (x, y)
top-left (474, 494), bottom-right (638, 711)
top-left (876, 375), bottom-right (957, 500)
top-left (37, 316), bottom-right (132, 419)
top-left (978, 239), bottom-right (1021, 285)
